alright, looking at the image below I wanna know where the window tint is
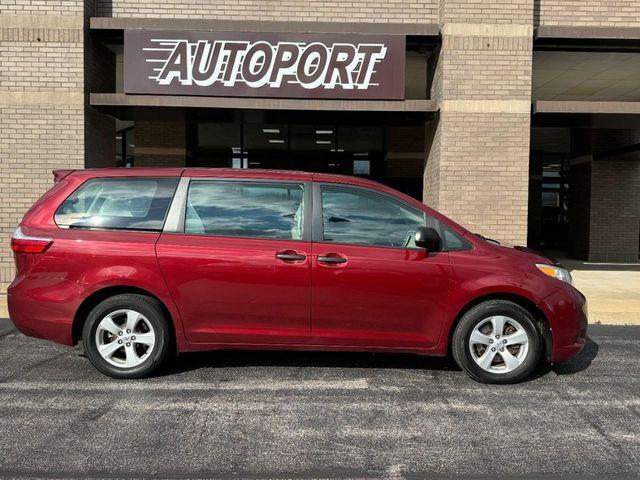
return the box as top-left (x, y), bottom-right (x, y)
top-left (55, 178), bottom-right (178, 231)
top-left (185, 181), bottom-right (305, 240)
top-left (321, 185), bottom-right (425, 248)
top-left (443, 227), bottom-right (471, 251)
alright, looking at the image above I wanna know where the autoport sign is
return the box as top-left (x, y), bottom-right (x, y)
top-left (124, 30), bottom-right (405, 100)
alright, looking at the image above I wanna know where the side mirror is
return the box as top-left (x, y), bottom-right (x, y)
top-left (415, 226), bottom-right (442, 251)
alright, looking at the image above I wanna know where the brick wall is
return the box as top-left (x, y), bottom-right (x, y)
top-left (443, 0), bottom-right (533, 24)
top-left (425, 3), bottom-right (534, 245)
top-left (536, 1), bottom-right (640, 27)
top-left (134, 120), bottom-right (186, 167)
top-left (432, 112), bottom-right (530, 242)
top-left (440, 35), bottom-right (532, 101)
top-left (1, 1), bottom-right (84, 15)
top-left (0, 5), bottom-right (86, 283)
top-left (566, 127), bottom-right (640, 262)
top-left (589, 160), bottom-right (640, 263)
top-left (96, 0), bottom-right (438, 23)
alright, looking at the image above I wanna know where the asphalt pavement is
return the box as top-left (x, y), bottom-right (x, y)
top-left (0, 318), bottom-right (639, 479)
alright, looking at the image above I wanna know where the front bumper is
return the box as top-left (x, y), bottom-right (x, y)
top-left (540, 285), bottom-right (588, 363)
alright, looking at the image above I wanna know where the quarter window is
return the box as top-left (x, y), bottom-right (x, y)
top-left (320, 185), bottom-right (425, 248)
top-left (54, 178), bottom-right (178, 231)
top-left (185, 181), bottom-right (305, 240)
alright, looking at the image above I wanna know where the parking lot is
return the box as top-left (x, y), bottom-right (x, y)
top-left (0, 318), bottom-right (639, 479)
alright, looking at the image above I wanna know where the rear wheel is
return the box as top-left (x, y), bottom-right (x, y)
top-left (452, 300), bottom-right (542, 384)
top-left (82, 294), bottom-right (171, 379)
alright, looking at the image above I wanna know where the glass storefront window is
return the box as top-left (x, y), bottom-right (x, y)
top-left (116, 126), bottom-right (134, 168)
top-left (195, 123), bottom-right (242, 168)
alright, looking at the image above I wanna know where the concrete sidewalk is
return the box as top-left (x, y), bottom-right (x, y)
top-left (560, 257), bottom-right (640, 326)
top-left (0, 283), bottom-right (6, 318)
top-left (1, 260), bottom-right (639, 325)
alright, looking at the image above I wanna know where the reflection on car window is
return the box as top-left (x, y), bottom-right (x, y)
top-left (54, 178), bottom-right (178, 231)
top-left (321, 185), bottom-right (424, 248)
top-left (444, 228), bottom-right (471, 251)
top-left (185, 181), bottom-right (305, 240)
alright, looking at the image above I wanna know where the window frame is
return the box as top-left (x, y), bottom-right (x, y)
top-left (163, 177), bottom-right (313, 243)
top-left (54, 176), bottom-right (180, 233)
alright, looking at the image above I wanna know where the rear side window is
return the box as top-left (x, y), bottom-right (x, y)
top-left (185, 180), bottom-right (305, 240)
top-left (54, 178), bottom-right (179, 231)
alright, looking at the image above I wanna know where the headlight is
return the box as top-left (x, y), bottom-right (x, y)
top-left (536, 263), bottom-right (573, 285)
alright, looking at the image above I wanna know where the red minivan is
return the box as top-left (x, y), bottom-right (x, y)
top-left (8, 168), bottom-right (587, 383)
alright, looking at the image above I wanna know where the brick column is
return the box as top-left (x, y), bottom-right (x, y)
top-left (0, 9), bottom-right (86, 283)
top-left (425, 1), bottom-right (533, 245)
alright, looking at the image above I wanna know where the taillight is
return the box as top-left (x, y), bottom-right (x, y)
top-left (10, 227), bottom-right (52, 254)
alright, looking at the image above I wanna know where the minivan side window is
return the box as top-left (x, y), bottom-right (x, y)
top-left (54, 178), bottom-right (179, 231)
top-left (185, 181), bottom-right (305, 240)
top-left (320, 185), bottom-right (425, 248)
top-left (442, 227), bottom-right (472, 251)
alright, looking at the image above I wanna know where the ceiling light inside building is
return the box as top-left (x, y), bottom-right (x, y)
top-left (262, 128), bottom-right (280, 134)
top-left (268, 139), bottom-right (285, 144)
top-left (316, 140), bottom-right (332, 145)
top-left (315, 130), bottom-right (333, 135)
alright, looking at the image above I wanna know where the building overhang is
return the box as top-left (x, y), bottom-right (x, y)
top-left (532, 101), bottom-right (640, 128)
top-left (90, 93), bottom-right (438, 123)
top-left (535, 26), bottom-right (640, 51)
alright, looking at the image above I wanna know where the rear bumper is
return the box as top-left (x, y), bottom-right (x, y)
top-left (8, 276), bottom-right (81, 346)
top-left (540, 285), bottom-right (588, 363)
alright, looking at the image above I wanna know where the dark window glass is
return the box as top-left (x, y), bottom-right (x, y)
top-left (185, 181), bottom-right (305, 240)
top-left (55, 178), bottom-right (178, 231)
top-left (321, 186), bottom-right (424, 248)
top-left (443, 227), bottom-right (471, 251)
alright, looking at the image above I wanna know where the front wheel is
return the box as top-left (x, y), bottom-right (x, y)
top-left (452, 300), bottom-right (542, 384)
top-left (82, 294), bottom-right (172, 379)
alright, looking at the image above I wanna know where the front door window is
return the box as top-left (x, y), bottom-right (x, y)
top-left (320, 185), bottom-right (425, 248)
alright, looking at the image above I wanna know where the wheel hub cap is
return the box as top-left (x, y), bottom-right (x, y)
top-left (468, 315), bottom-right (529, 374)
top-left (95, 309), bottom-right (156, 369)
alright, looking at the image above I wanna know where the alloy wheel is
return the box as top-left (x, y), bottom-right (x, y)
top-left (468, 315), bottom-right (530, 374)
top-left (95, 309), bottom-right (156, 368)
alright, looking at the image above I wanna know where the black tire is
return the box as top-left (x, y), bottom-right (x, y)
top-left (452, 300), bottom-right (542, 384)
top-left (82, 294), bottom-right (172, 379)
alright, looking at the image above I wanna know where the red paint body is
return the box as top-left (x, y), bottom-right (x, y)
top-left (8, 168), bottom-right (587, 363)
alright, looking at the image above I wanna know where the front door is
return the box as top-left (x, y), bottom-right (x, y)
top-left (157, 179), bottom-right (312, 345)
top-left (310, 183), bottom-right (451, 350)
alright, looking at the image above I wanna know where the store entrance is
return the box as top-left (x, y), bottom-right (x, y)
top-left (190, 122), bottom-right (423, 200)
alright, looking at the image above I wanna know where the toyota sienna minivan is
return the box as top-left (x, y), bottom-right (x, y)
top-left (8, 168), bottom-right (587, 383)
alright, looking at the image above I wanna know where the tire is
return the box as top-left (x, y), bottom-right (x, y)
top-left (82, 294), bottom-right (172, 379)
top-left (452, 300), bottom-right (542, 384)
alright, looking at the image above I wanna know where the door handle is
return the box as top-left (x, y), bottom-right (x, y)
top-left (317, 254), bottom-right (347, 264)
top-left (276, 252), bottom-right (307, 261)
